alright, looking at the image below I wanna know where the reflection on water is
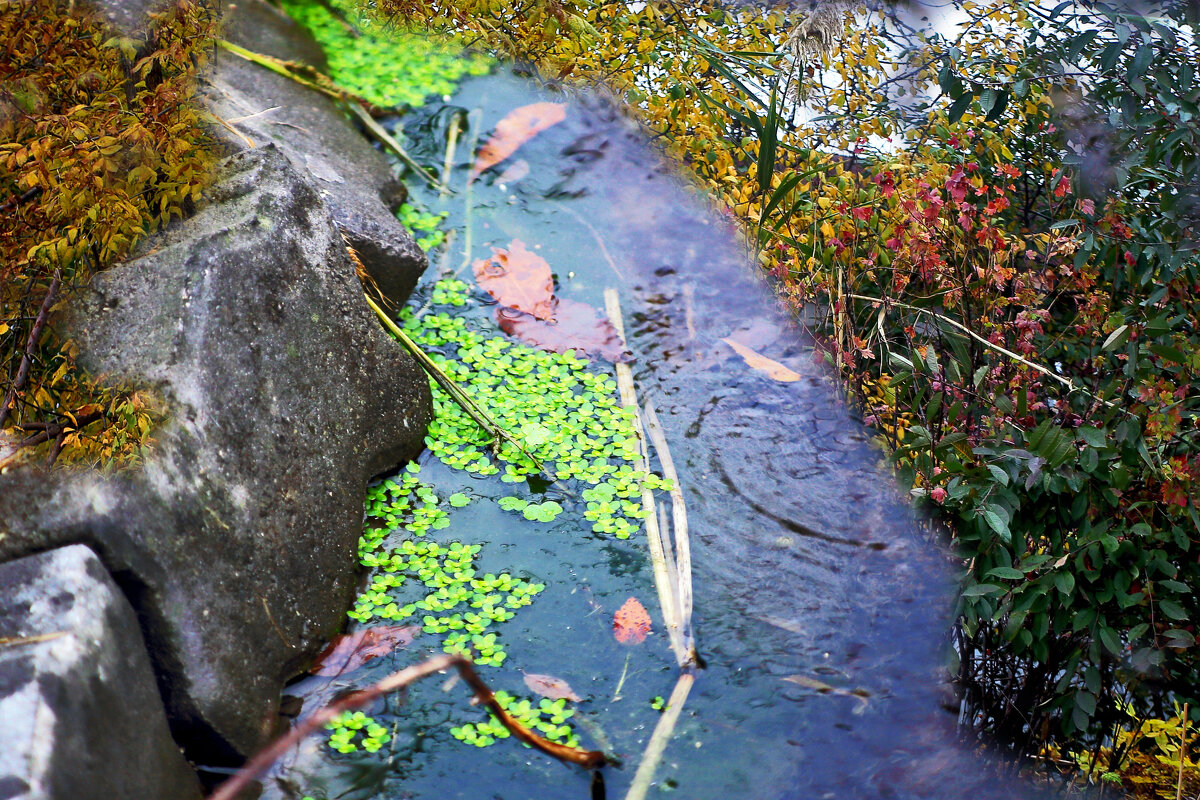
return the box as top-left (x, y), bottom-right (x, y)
top-left (271, 71), bottom-right (1051, 800)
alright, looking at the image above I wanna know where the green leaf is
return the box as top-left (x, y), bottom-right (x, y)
top-left (981, 506), bottom-right (1011, 542)
top-left (985, 566), bottom-right (1025, 580)
top-left (1077, 426), bottom-right (1107, 448)
top-left (1104, 326), bottom-right (1123, 352)
top-left (948, 92), bottom-right (974, 123)
top-left (1054, 572), bottom-right (1075, 595)
top-left (1097, 626), bottom-right (1122, 655)
top-left (448, 492), bottom-right (471, 507)
top-left (1158, 599), bottom-right (1188, 620)
top-left (1075, 689), bottom-right (1096, 717)
top-left (963, 583), bottom-right (1005, 597)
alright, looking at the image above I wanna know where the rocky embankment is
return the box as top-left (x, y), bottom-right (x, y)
top-left (0, 1), bottom-right (430, 796)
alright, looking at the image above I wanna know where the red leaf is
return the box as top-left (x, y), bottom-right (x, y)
top-left (310, 626), bottom-right (419, 677)
top-left (470, 102), bottom-right (566, 182)
top-left (472, 240), bottom-right (556, 321)
top-left (523, 672), bottom-right (584, 702)
top-left (496, 298), bottom-right (631, 363)
top-left (613, 597), bottom-right (651, 645)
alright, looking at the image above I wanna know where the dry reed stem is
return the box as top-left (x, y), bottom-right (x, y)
top-left (642, 401), bottom-right (697, 666)
top-left (440, 113), bottom-right (461, 198)
top-left (624, 673), bottom-right (695, 800)
top-left (603, 288), bottom-right (686, 665)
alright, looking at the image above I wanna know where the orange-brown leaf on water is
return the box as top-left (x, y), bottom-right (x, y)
top-left (613, 597), bottom-right (652, 645)
top-left (470, 102), bottom-right (566, 181)
top-left (310, 626), bottom-right (419, 677)
top-left (472, 240), bottom-right (556, 320)
top-left (496, 299), bottom-right (631, 363)
top-left (720, 338), bottom-right (801, 382)
top-left (523, 672), bottom-right (584, 702)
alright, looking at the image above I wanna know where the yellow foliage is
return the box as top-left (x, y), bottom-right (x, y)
top-left (0, 0), bottom-right (215, 470)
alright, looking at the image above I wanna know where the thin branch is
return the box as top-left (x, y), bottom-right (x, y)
top-left (846, 293), bottom-right (1118, 409)
top-left (364, 294), bottom-right (546, 472)
top-left (1, 268), bottom-right (61, 430)
top-left (347, 103), bottom-right (453, 195)
top-left (207, 654), bottom-right (607, 800)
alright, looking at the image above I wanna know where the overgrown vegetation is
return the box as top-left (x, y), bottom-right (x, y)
top-left (374, 0), bottom-right (1199, 791)
top-left (0, 0), bottom-right (216, 469)
top-left (278, 0), bottom-right (489, 108)
top-left (331, 276), bottom-right (679, 757)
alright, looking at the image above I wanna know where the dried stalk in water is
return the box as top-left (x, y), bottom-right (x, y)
top-left (603, 288), bottom-right (686, 665)
top-left (364, 294), bottom-right (545, 473)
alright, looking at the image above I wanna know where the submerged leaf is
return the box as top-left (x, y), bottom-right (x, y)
top-left (473, 240), bottom-right (556, 320)
top-left (720, 338), bottom-right (801, 382)
top-left (613, 597), bottom-right (651, 644)
top-left (311, 626), bottom-right (419, 676)
top-left (471, 102), bottom-right (566, 181)
top-left (523, 672), bottom-right (584, 702)
top-left (496, 299), bottom-right (630, 363)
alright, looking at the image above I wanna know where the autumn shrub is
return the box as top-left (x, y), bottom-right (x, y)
top-left (0, 0), bottom-right (216, 469)
top-left (766, 0), bottom-right (1200, 779)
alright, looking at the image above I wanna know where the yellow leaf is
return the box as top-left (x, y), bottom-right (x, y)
top-left (820, 220), bottom-right (835, 240)
top-left (721, 339), bottom-right (801, 383)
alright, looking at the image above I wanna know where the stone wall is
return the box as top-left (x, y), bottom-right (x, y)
top-left (0, 1), bottom-right (432, 795)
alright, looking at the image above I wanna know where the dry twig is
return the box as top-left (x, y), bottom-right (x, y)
top-left (206, 654), bottom-right (606, 800)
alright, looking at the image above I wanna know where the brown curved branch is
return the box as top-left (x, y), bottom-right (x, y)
top-left (206, 654), bottom-right (607, 800)
top-left (0, 268), bottom-right (61, 430)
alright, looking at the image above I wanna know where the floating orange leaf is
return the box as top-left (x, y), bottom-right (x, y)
top-left (613, 597), bottom-right (651, 645)
top-left (310, 626), bottom-right (419, 677)
top-left (470, 102), bottom-right (566, 182)
top-left (496, 299), bottom-right (631, 363)
top-left (721, 338), bottom-right (801, 382)
top-left (523, 672), bottom-right (584, 702)
top-left (472, 240), bottom-right (556, 320)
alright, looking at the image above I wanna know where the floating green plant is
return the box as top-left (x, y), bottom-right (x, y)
top-left (450, 692), bottom-right (580, 749)
top-left (400, 278), bottom-right (675, 540)
top-left (325, 710), bottom-right (390, 754)
top-left (398, 203), bottom-right (448, 252)
top-left (280, 0), bottom-right (490, 109)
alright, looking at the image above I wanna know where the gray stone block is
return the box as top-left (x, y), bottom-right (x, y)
top-left (0, 145), bottom-right (432, 759)
top-left (0, 544), bottom-right (201, 800)
top-left (206, 0), bottom-right (428, 305)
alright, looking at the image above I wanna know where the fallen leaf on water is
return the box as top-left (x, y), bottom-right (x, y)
top-left (523, 672), bottom-right (584, 702)
top-left (613, 597), bottom-right (651, 645)
top-left (782, 674), bottom-right (871, 714)
top-left (471, 102), bottom-right (566, 181)
top-left (496, 299), bottom-right (631, 363)
top-left (310, 626), bottom-right (419, 677)
top-left (495, 159), bottom-right (530, 185)
top-left (721, 338), bottom-right (801, 382)
top-left (755, 615), bottom-right (805, 636)
top-left (472, 240), bottom-right (556, 321)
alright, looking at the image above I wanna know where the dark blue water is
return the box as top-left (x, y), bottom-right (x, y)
top-left (265, 71), bottom-right (1051, 800)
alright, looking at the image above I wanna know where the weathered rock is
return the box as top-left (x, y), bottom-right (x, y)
top-left (0, 545), bottom-right (201, 800)
top-left (206, 0), bottom-right (427, 304)
top-left (220, 0), bottom-right (329, 71)
top-left (0, 145), bottom-right (432, 759)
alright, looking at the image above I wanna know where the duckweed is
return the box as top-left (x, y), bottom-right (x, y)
top-left (450, 692), bottom-right (580, 749)
top-left (400, 278), bottom-right (676, 540)
top-left (326, 710), bottom-right (390, 754)
top-left (280, 0), bottom-right (490, 109)
top-left (398, 203), bottom-right (448, 252)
